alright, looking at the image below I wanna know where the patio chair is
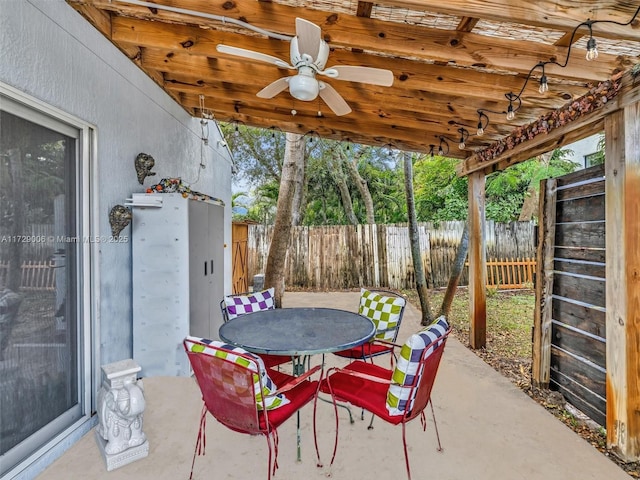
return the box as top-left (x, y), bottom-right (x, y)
top-left (184, 336), bottom-right (321, 480)
top-left (331, 288), bottom-right (407, 426)
top-left (220, 287), bottom-right (290, 369)
top-left (315, 317), bottom-right (450, 480)
top-left (333, 288), bottom-right (407, 364)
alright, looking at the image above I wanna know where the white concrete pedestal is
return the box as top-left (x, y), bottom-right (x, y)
top-left (95, 359), bottom-right (149, 471)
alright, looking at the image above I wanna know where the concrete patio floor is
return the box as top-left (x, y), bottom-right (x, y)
top-left (38, 291), bottom-right (629, 480)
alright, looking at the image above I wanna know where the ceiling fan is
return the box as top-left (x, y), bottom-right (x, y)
top-left (216, 18), bottom-right (394, 116)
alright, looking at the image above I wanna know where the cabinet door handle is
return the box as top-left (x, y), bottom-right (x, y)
top-left (204, 261), bottom-right (207, 276)
top-left (210, 260), bottom-right (214, 273)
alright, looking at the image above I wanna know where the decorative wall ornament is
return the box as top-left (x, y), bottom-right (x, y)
top-left (109, 205), bottom-right (132, 237)
top-left (146, 177), bottom-right (225, 205)
top-left (134, 152), bottom-right (156, 185)
top-left (476, 78), bottom-right (621, 164)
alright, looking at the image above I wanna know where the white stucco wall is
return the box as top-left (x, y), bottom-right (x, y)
top-left (1, 0), bottom-right (233, 364)
top-left (1, 4), bottom-right (233, 475)
top-left (565, 134), bottom-right (602, 169)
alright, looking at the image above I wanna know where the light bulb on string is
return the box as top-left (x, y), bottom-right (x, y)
top-left (586, 37), bottom-right (598, 61)
top-left (476, 110), bottom-right (488, 137)
top-left (437, 136), bottom-right (449, 156)
top-left (457, 127), bottom-right (469, 150)
top-left (504, 92), bottom-right (520, 121)
top-left (585, 21), bottom-right (598, 61)
top-left (539, 74), bottom-right (549, 94)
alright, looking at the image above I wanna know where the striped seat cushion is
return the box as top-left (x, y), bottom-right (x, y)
top-left (386, 316), bottom-right (449, 416)
top-left (184, 336), bottom-right (289, 411)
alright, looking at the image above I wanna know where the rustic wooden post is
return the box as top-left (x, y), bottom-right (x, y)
top-left (468, 171), bottom-right (486, 349)
top-left (605, 102), bottom-right (640, 462)
top-left (532, 178), bottom-right (557, 388)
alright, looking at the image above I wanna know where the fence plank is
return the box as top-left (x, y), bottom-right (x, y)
top-left (247, 221), bottom-right (536, 290)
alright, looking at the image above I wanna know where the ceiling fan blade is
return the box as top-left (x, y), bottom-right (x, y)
top-left (216, 44), bottom-right (292, 69)
top-left (326, 66), bottom-right (394, 86)
top-left (257, 77), bottom-right (290, 99)
top-left (295, 18), bottom-right (322, 60)
top-left (319, 83), bottom-right (352, 116)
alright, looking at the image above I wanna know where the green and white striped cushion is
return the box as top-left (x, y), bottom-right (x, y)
top-left (359, 288), bottom-right (406, 341)
top-left (386, 316), bottom-right (449, 416)
top-left (184, 336), bottom-right (289, 411)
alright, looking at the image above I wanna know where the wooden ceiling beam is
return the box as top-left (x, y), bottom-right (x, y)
top-left (180, 92), bottom-right (451, 147)
top-left (160, 69), bottom-right (546, 140)
top-left (80, 1), bottom-right (630, 82)
top-left (164, 75), bottom-right (506, 148)
top-left (111, 16), bottom-right (593, 101)
top-left (377, 0), bottom-right (640, 41)
top-left (186, 95), bottom-right (439, 153)
top-left (140, 48), bottom-right (554, 131)
top-left (177, 90), bottom-right (481, 152)
top-left (456, 17), bottom-right (479, 32)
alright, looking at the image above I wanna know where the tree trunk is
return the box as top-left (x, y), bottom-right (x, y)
top-left (519, 152), bottom-right (552, 221)
top-left (329, 154), bottom-right (358, 225)
top-left (518, 186), bottom-right (539, 221)
top-left (291, 146), bottom-right (307, 226)
top-left (347, 153), bottom-right (375, 224)
top-left (402, 152), bottom-right (434, 325)
top-left (264, 133), bottom-right (304, 307)
top-left (439, 222), bottom-right (469, 318)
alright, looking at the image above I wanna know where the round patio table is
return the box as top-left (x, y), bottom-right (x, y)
top-left (218, 307), bottom-right (375, 356)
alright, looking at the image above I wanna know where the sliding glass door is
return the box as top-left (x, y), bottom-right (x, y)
top-left (0, 93), bottom-right (91, 477)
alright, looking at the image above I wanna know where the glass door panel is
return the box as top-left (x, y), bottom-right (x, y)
top-left (0, 108), bottom-right (82, 475)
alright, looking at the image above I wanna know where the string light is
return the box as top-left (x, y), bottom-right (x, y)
top-left (437, 136), bottom-right (450, 156)
top-left (586, 22), bottom-right (598, 61)
top-left (476, 110), bottom-right (489, 136)
top-left (470, 6), bottom-right (639, 137)
top-left (457, 127), bottom-right (469, 150)
top-left (538, 64), bottom-right (549, 94)
top-left (504, 92), bottom-right (520, 121)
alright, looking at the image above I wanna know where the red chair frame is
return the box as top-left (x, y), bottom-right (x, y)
top-left (185, 338), bottom-right (320, 480)
top-left (315, 328), bottom-right (451, 480)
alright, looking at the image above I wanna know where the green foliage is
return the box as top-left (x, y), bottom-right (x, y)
top-left (588, 133), bottom-right (606, 166)
top-left (222, 121), bottom-right (580, 225)
top-left (413, 155), bottom-right (468, 221)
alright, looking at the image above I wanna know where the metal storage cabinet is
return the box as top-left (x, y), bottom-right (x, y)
top-left (129, 193), bottom-right (224, 377)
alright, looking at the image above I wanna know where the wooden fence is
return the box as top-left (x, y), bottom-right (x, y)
top-left (247, 220), bottom-right (536, 290)
top-left (0, 260), bottom-right (56, 291)
top-left (535, 164), bottom-right (607, 426)
top-left (485, 258), bottom-right (536, 289)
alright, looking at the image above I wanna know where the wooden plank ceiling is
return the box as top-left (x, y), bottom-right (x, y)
top-left (67, 0), bottom-right (639, 160)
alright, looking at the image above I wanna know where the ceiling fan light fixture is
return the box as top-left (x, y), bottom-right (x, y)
top-left (289, 73), bottom-right (320, 101)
